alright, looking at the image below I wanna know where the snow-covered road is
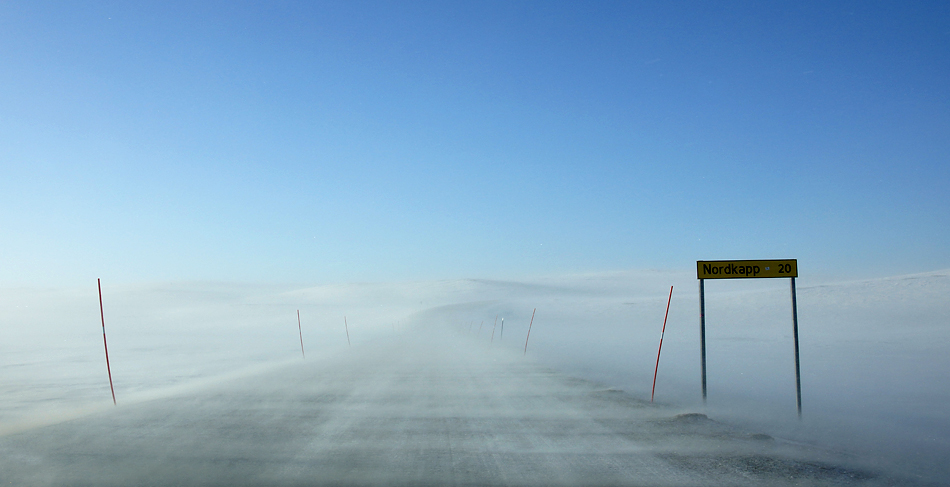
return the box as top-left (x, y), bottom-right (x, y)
top-left (0, 330), bottom-right (907, 486)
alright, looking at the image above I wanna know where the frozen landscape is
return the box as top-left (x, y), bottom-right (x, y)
top-left (1, 269), bottom-right (947, 485)
top-left (3, 2), bottom-right (948, 485)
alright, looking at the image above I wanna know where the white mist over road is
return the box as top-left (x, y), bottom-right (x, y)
top-left (1, 269), bottom-right (948, 484)
top-left (0, 331), bottom-right (903, 486)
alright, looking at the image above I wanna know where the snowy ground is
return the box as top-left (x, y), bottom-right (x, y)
top-left (1, 269), bottom-right (948, 484)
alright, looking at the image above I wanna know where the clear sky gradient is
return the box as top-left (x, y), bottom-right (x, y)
top-left (1, 1), bottom-right (948, 285)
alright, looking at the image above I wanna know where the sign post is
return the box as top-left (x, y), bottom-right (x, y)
top-left (790, 276), bottom-right (801, 418)
top-left (696, 259), bottom-right (801, 418)
top-left (699, 278), bottom-right (706, 404)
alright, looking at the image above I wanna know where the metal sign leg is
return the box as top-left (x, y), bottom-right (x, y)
top-left (791, 277), bottom-right (802, 418)
top-left (699, 279), bottom-right (707, 404)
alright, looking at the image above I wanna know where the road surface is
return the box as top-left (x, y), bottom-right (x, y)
top-left (0, 330), bottom-right (914, 486)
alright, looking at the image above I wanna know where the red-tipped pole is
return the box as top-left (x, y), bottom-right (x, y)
top-left (490, 315), bottom-right (497, 344)
top-left (297, 310), bottom-right (305, 359)
top-left (98, 279), bottom-right (116, 405)
top-left (651, 286), bottom-right (674, 403)
top-left (344, 316), bottom-right (351, 348)
top-left (523, 308), bottom-right (536, 356)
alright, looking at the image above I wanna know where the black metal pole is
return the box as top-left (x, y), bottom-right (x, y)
top-left (791, 277), bottom-right (802, 419)
top-left (699, 278), bottom-right (707, 404)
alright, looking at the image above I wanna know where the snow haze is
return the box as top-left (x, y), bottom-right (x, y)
top-left (2, 269), bottom-right (948, 483)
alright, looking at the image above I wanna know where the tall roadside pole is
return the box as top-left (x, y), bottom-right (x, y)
top-left (696, 259), bottom-right (801, 418)
top-left (97, 279), bottom-right (116, 405)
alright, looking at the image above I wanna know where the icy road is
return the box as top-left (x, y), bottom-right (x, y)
top-left (0, 330), bottom-right (915, 486)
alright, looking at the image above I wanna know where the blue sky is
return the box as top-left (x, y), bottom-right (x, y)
top-left (1, 1), bottom-right (948, 285)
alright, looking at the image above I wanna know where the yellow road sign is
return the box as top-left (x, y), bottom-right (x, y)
top-left (697, 259), bottom-right (797, 279)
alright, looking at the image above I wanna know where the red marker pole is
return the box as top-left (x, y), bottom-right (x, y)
top-left (523, 308), bottom-right (536, 356)
top-left (651, 286), bottom-right (674, 403)
top-left (297, 310), bottom-right (305, 359)
top-left (344, 316), bottom-right (351, 348)
top-left (98, 279), bottom-right (116, 405)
